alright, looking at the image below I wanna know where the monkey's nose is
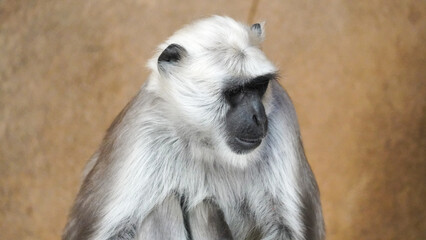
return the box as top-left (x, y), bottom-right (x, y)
top-left (251, 113), bottom-right (268, 137)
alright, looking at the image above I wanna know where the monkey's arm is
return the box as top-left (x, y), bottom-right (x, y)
top-left (62, 92), bottom-right (181, 240)
top-left (137, 195), bottom-right (188, 240)
top-left (62, 151), bottom-right (168, 240)
top-left (299, 152), bottom-right (326, 240)
top-left (252, 146), bottom-right (324, 240)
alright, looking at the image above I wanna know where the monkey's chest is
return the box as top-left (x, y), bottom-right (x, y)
top-left (188, 186), bottom-right (259, 239)
top-left (184, 196), bottom-right (258, 240)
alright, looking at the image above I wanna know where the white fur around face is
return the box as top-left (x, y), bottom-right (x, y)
top-left (146, 16), bottom-right (277, 168)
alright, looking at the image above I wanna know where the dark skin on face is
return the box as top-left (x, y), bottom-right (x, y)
top-left (224, 73), bottom-right (278, 154)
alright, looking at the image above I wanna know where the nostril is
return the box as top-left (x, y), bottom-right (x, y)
top-left (252, 114), bottom-right (259, 126)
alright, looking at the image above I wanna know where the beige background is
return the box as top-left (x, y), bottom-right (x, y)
top-left (1, 0), bottom-right (425, 239)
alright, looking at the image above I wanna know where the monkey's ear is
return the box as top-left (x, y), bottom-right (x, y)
top-left (250, 22), bottom-right (265, 41)
top-left (158, 44), bottom-right (187, 73)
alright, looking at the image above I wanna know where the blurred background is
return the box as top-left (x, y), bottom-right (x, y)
top-left (0, 0), bottom-right (425, 239)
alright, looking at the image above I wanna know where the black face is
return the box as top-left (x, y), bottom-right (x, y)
top-left (224, 73), bottom-right (276, 154)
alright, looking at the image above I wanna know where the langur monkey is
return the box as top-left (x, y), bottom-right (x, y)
top-left (63, 16), bottom-right (325, 240)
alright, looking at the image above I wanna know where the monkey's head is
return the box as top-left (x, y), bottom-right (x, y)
top-left (147, 16), bottom-right (278, 167)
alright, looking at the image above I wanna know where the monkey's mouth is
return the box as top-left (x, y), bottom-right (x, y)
top-left (235, 137), bottom-right (262, 148)
top-left (227, 136), bottom-right (264, 154)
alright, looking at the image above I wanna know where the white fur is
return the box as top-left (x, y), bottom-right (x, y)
top-left (97, 16), bottom-right (300, 240)
top-left (64, 16), bottom-right (324, 240)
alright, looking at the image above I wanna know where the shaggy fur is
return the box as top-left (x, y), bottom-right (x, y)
top-left (63, 16), bottom-right (325, 240)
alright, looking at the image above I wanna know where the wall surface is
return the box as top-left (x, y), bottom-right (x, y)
top-left (0, 0), bottom-right (425, 239)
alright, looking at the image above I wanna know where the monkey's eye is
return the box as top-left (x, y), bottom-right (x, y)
top-left (225, 87), bottom-right (243, 99)
top-left (248, 77), bottom-right (269, 96)
top-left (256, 81), bottom-right (269, 96)
top-left (224, 86), bottom-right (244, 106)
